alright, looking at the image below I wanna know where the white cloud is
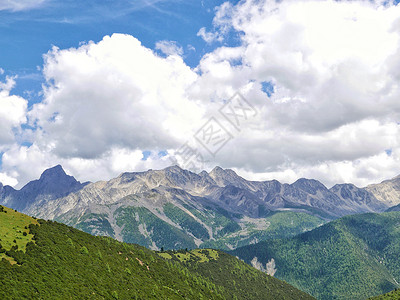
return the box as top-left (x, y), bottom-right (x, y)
top-left (197, 27), bottom-right (222, 44)
top-left (0, 34), bottom-right (203, 188)
top-left (0, 76), bottom-right (28, 147)
top-left (0, 172), bottom-right (18, 186)
top-left (187, 0), bottom-right (400, 186)
top-left (197, 2), bottom-right (236, 44)
top-left (3, 1), bottom-right (400, 190)
top-left (0, 143), bottom-right (172, 188)
top-left (30, 34), bottom-right (202, 159)
top-left (155, 40), bottom-right (183, 56)
top-left (0, 0), bottom-right (47, 11)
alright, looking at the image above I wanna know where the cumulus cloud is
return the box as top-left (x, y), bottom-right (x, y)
top-left (1, 143), bottom-right (171, 188)
top-left (0, 34), bottom-right (204, 187)
top-left (0, 76), bottom-right (28, 147)
top-left (2, 1), bottom-right (400, 189)
top-left (0, 172), bottom-right (18, 187)
top-left (197, 27), bottom-right (222, 44)
top-left (189, 0), bottom-right (400, 187)
top-left (30, 34), bottom-right (202, 159)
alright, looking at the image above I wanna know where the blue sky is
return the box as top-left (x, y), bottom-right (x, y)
top-left (1, 0), bottom-right (400, 189)
top-left (0, 0), bottom-right (239, 105)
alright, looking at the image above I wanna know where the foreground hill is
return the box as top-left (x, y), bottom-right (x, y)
top-left (386, 203), bottom-right (400, 212)
top-left (230, 212), bottom-right (400, 300)
top-left (369, 289), bottom-right (400, 299)
top-left (0, 205), bottom-right (313, 299)
top-left (2, 165), bottom-right (392, 251)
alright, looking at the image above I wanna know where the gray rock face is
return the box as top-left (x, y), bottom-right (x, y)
top-left (1, 164), bottom-right (396, 250)
top-left (330, 183), bottom-right (388, 213)
top-left (366, 175), bottom-right (400, 207)
top-left (1, 165), bottom-right (392, 220)
top-left (0, 183), bottom-right (16, 206)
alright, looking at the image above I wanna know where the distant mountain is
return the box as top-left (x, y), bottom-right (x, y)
top-left (230, 211), bottom-right (400, 300)
top-left (0, 205), bottom-right (314, 300)
top-left (0, 165), bottom-right (395, 251)
top-left (366, 175), bottom-right (400, 207)
top-left (331, 183), bottom-right (388, 213)
top-left (0, 165), bottom-right (87, 213)
top-left (39, 166), bottom-right (326, 250)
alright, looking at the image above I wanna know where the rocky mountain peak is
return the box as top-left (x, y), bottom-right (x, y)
top-left (291, 178), bottom-right (328, 194)
top-left (210, 166), bottom-right (224, 174)
top-left (39, 165), bottom-right (67, 181)
top-left (164, 165), bottom-right (184, 173)
top-left (0, 165), bottom-right (86, 213)
top-left (209, 166), bottom-right (242, 184)
top-left (199, 170), bottom-right (209, 177)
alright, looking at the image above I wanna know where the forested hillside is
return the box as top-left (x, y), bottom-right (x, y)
top-left (231, 212), bottom-right (400, 300)
top-left (0, 205), bottom-right (313, 299)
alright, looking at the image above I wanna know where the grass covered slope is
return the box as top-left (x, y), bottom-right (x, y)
top-left (0, 205), bottom-right (38, 264)
top-left (159, 248), bottom-right (313, 300)
top-left (0, 206), bottom-right (314, 299)
top-left (230, 212), bottom-right (400, 300)
top-left (369, 288), bottom-right (400, 299)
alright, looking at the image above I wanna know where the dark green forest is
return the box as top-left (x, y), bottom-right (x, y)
top-left (231, 212), bottom-right (400, 300)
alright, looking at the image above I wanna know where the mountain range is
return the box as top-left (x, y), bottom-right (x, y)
top-left (1, 165), bottom-right (399, 251)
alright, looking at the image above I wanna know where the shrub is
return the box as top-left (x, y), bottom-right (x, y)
top-left (111, 291), bottom-right (119, 299)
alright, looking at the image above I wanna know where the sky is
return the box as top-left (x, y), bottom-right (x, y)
top-left (1, 0), bottom-right (400, 189)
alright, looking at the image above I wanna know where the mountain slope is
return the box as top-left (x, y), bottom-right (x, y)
top-left (1, 165), bottom-right (393, 251)
top-left (0, 205), bottom-right (39, 264)
top-left (230, 212), bottom-right (400, 300)
top-left (330, 183), bottom-right (388, 213)
top-left (366, 175), bottom-right (400, 207)
top-left (0, 205), bottom-right (313, 300)
top-left (386, 203), bottom-right (400, 212)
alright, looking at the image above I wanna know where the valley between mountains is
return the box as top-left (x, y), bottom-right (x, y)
top-left (1, 165), bottom-right (400, 299)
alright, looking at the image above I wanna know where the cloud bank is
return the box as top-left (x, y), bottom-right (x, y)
top-left (1, 0), bottom-right (400, 189)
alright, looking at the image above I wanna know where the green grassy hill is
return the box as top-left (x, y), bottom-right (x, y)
top-left (369, 288), bottom-right (400, 299)
top-left (230, 212), bottom-right (400, 300)
top-left (0, 205), bottom-right (313, 299)
top-left (0, 205), bottom-right (38, 264)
